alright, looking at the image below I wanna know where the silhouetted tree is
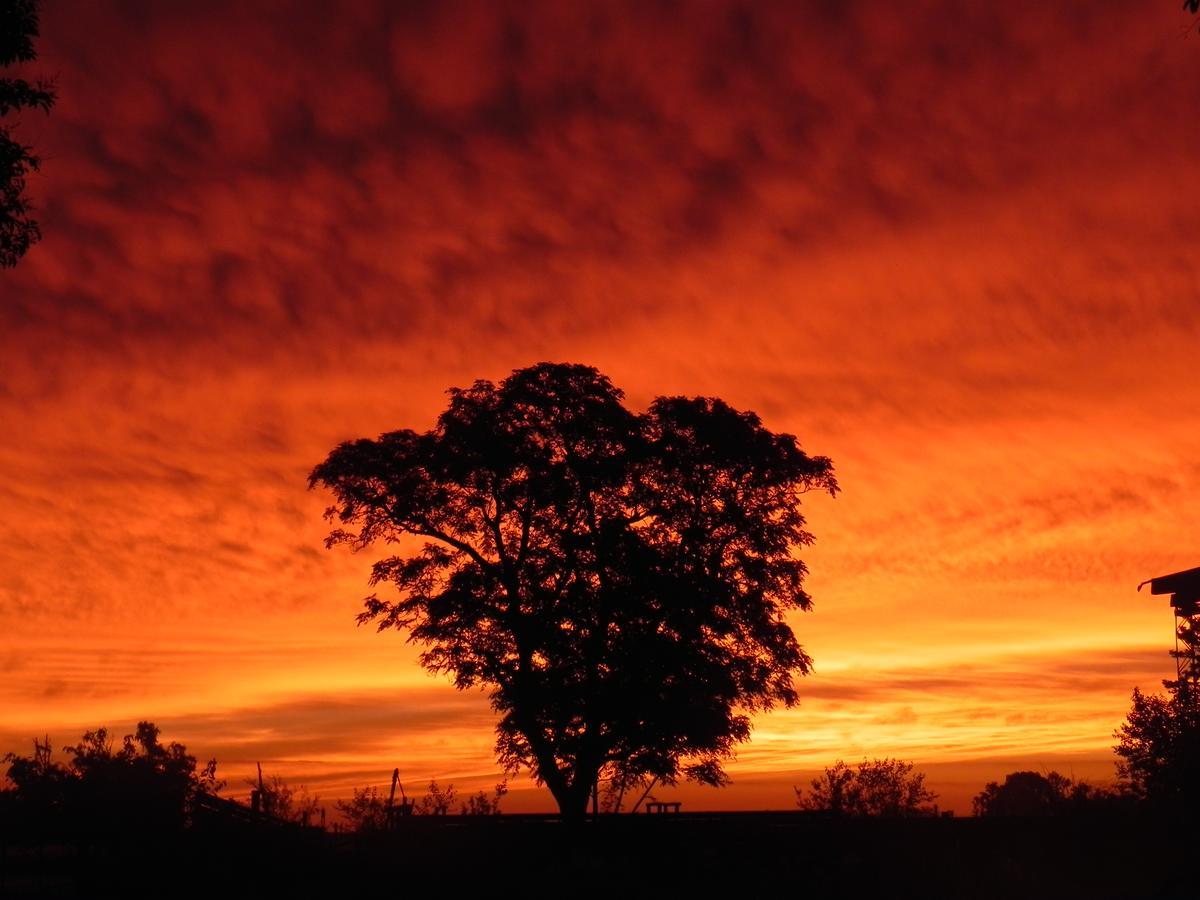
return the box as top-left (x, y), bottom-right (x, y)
top-left (335, 778), bottom-right (503, 828)
top-left (2, 722), bottom-right (221, 837)
top-left (248, 771), bottom-right (321, 825)
top-left (413, 779), bottom-right (457, 816)
top-left (459, 780), bottom-right (507, 815)
top-left (972, 769), bottom-right (1123, 816)
top-left (1114, 684), bottom-right (1200, 810)
top-left (1, 0), bottom-right (55, 268)
top-left (972, 771), bottom-right (1073, 817)
top-left (797, 758), bottom-right (938, 816)
top-left (1, 735), bottom-right (70, 833)
top-left (311, 362), bottom-right (837, 820)
top-left (335, 785), bottom-right (389, 832)
top-left (66, 723), bottom-right (222, 832)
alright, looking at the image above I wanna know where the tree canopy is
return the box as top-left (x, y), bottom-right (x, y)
top-left (0, 0), bottom-right (55, 268)
top-left (311, 362), bottom-right (837, 818)
top-left (1114, 684), bottom-right (1200, 810)
top-left (797, 758), bottom-right (938, 817)
top-left (248, 770), bottom-right (321, 825)
top-left (972, 770), bottom-right (1079, 817)
top-left (2, 722), bottom-right (222, 837)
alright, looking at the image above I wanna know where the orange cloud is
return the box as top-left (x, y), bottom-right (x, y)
top-left (2, 0), bottom-right (1197, 814)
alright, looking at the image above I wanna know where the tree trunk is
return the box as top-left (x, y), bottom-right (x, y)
top-left (548, 780), bottom-right (592, 822)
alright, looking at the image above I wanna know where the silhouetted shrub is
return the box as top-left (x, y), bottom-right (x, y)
top-left (335, 785), bottom-right (390, 832)
top-left (460, 780), bottom-right (507, 815)
top-left (414, 779), bottom-right (456, 816)
top-left (796, 758), bottom-right (938, 816)
top-left (247, 770), bottom-right (322, 824)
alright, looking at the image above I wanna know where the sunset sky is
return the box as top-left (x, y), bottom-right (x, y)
top-left (3, 0), bottom-right (1199, 815)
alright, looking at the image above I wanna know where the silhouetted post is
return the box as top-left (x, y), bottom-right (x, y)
top-left (256, 761), bottom-right (268, 816)
top-left (387, 767), bottom-right (399, 829)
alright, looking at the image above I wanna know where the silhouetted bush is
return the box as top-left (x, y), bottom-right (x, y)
top-left (796, 758), bottom-right (938, 816)
top-left (459, 780), bottom-right (507, 815)
top-left (335, 785), bottom-right (390, 832)
top-left (413, 779), bottom-right (456, 816)
top-left (335, 777), bottom-right (506, 831)
top-left (247, 770), bottom-right (321, 824)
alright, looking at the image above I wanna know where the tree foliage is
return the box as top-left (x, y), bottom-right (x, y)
top-left (2, 722), bottom-right (222, 836)
top-left (970, 770), bottom-right (1122, 817)
top-left (1114, 684), bottom-right (1200, 810)
top-left (413, 779), bottom-right (457, 816)
top-left (311, 362), bottom-right (837, 818)
top-left (335, 778), bottom-right (507, 830)
top-left (335, 785), bottom-right (390, 832)
top-left (972, 771), bottom-right (1069, 817)
top-left (460, 780), bottom-right (508, 815)
top-left (1, 0), bottom-right (55, 268)
top-left (796, 758), bottom-right (938, 817)
top-left (249, 771), bottom-right (321, 825)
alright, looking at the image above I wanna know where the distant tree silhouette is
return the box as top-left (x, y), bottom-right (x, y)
top-left (972, 771), bottom-right (1072, 817)
top-left (2, 722), bottom-right (221, 837)
top-left (1, 0), bottom-right (55, 268)
top-left (796, 758), bottom-right (938, 816)
top-left (335, 785), bottom-right (390, 832)
top-left (334, 777), bottom-right (505, 829)
top-left (65, 723), bottom-right (223, 833)
top-left (1, 735), bottom-right (70, 831)
top-left (1114, 684), bottom-right (1200, 810)
top-left (247, 770), bottom-right (321, 824)
top-left (413, 779), bottom-right (456, 816)
top-left (459, 780), bottom-right (507, 815)
top-left (972, 769), bottom-right (1123, 816)
top-left (311, 362), bottom-right (837, 820)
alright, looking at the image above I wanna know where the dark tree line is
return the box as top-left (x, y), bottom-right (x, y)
top-left (1, 722), bottom-right (221, 839)
top-left (2, 722), bottom-right (515, 840)
top-left (972, 770), bottom-right (1128, 817)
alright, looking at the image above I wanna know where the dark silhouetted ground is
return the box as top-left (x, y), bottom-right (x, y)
top-left (0, 810), bottom-right (1192, 898)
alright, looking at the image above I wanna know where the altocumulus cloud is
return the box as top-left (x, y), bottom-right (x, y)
top-left (1, 0), bottom-right (1198, 810)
